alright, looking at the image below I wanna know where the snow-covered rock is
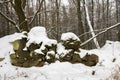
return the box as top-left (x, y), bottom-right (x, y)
top-left (0, 28), bottom-right (120, 80)
top-left (61, 32), bottom-right (80, 41)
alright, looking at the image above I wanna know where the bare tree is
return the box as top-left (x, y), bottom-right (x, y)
top-left (0, 0), bottom-right (45, 32)
top-left (83, 0), bottom-right (100, 49)
top-left (76, 0), bottom-right (85, 42)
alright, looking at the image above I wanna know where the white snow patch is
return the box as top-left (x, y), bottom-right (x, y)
top-left (26, 26), bottom-right (57, 54)
top-left (61, 32), bottom-right (80, 41)
top-left (57, 43), bottom-right (72, 57)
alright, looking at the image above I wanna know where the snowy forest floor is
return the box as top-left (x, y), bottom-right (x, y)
top-left (0, 33), bottom-right (120, 80)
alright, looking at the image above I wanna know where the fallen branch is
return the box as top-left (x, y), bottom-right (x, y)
top-left (80, 23), bottom-right (120, 47)
top-left (79, 28), bottom-right (106, 37)
top-left (84, 0), bottom-right (100, 49)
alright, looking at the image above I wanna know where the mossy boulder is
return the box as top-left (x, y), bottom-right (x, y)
top-left (59, 50), bottom-right (81, 63)
top-left (10, 51), bottom-right (45, 67)
top-left (61, 32), bottom-right (81, 51)
top-left (81, 53), bottom-right (99, 66)
top-left (62, 38), bottom-right (80, 51)
top-left (27, 43), bottom-right (41, 52)
top-left (59, 32), bottom-right (81, 64)
top-left (71, 53), bottom-right (82, 63)
top-left (41, 44), bottom-right (57, 54)
top-left (46, 51), bottom-right (56, 64)
top-left (45, 44), bottom-right (57, 52)
top-left (12, 38), bottom-right (27, 52)
top-left (10, 54), bottom-right (25, 67)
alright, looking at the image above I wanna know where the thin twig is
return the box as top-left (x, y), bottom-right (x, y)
top-left (0, 11), bottom-right (16, 25)
top-left (0, 0), bottom-right (10, 4)
top-left (79, 28), bottom-right (107, 37)
top-left (0, 11), bottom-right (21, 32)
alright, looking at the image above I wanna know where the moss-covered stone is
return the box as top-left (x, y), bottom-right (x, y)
top-left (62, 38), bottom-right (80, 51)
top-left (41, 48), bottom-right (49, 54)
top-left (12, 38), bottom-right (27, 52)
top-left (0, 58), bottom-right (4, 62)
top-left (81, 53), bottom-right (99, 66)
top-left (22, 53), bottom-right (45, 67)
top-left (27, 43), bottom-right (41, 52)
top-left (46, 54), bottom-right (56, 64)
top-left (71, 53), bottom-right (81, 63)
top-left (59, 50), bottom-right (81, 63)
top-left (10, 51), bottom-right (46, 67)
top-left (45, 44), bottom-right (57, 52)
top-left (10, 54), bottom-right (24, 67)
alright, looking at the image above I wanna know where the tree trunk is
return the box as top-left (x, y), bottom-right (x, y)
top-left (14, 0), bottom-right (29, 32)
top-left (83, 0), bottom-right (100, 49)
top-left (77, 0), bottom-right (84, 42)
top-left (91, 0), bottom-right (94, 28)
top-left (116, 0), bottom-right (119, 23)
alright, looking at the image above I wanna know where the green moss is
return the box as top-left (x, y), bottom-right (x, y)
top-left (59, 50), bottom-right (81, 63)
top-left (12, 40), bottom-right (20, 51)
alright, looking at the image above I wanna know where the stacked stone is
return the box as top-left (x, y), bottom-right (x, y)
top-left (81, 53), bottom-right (99, 66)
top-left (59, 32), bottom-right (81, 63)
top-left (10, 27), bottom-right (57, 67)
top-left (10, 27), bottom-right (99, 67)
top-left (10, 38), bottom-right (45, 67)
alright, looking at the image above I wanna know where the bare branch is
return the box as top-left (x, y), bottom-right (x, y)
top-left (80, 23), bottom-right (120, 47)
top-left (0, 0), bottom-right (10, 4)
top-left (79, 28), bottom-right (106, 37)
top-left (0, 11), bottom-right (21, 32)
top-left (84, 0), bottom-right (100, 49)
top-left (29, 0), bottom-right (45, 26)
top-left (0, 11), bottom-right (16, 25)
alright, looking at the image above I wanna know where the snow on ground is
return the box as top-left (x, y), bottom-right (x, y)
top-left (0, 32), bottom-right (120, 80)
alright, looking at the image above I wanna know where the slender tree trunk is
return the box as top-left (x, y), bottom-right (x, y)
top-left (106, 0), bottom-right (109, 27)
top-left (77, 0), bottom-right (84, 42)
top-left (91, 0), bottom-right (94, 28)
top-left (84, 0), bottom-right (100, 49)
top-left (56, 0), bottom-right (60, 40)
top-left (116, 0), bottom-right (119, 23)
top-left (44, 0), bottom-right (47, 27)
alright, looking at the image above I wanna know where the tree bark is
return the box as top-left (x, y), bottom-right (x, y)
top-left (77, 0), bottom-right (84, 42)
top-left (83, 0), bottom-right (100, 49)
top-left (91, 0), bottom-right (94, 28)
top-left (14, 0), bottom-right (28, 32)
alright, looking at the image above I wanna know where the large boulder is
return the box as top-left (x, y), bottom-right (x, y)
top-left (61, 32), bottom-right (81, 51)
top-left (59, 50), bottom-right (81, 63)
top-left (10, 51), bottom-right (45, 67)
top-left (81, 53), bottom-right (99, 66)
top-left (12, 37), bottom-right (27, 52)
top-left (10, 26), bottom-right (58, 67)
top-left (27, 43), bottom-right (41, 52)
top-left (58, 32), bottom-right (81, 64)
top-left (46, 51), bottom-right (56, 63)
